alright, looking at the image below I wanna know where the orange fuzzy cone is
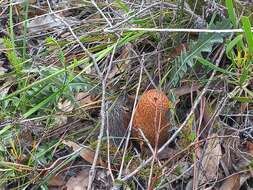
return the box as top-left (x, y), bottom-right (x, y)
top-left (132, 89), bottom-right (171, 148)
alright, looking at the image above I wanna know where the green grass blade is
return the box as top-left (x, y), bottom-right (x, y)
top-left (241, 16), bottom-right (253, 54)
top-left (226, 34), bottom-right (243, 59)
top-left (0, 125), bottom-right (12, 136)
top-left (115, 0), bottom-right (129, 13)
top-left (226, 34), bottom-right (243, 53)
top-left (197, 56), bottom-right (236, 76)
top-left (23, 90), bottom-right (60, 118)
top-left (225, 0), bottom-right (237, 27)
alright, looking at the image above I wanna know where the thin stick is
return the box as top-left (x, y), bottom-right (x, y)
top-left (90, 0), bottom-right (112, 27)
top-left (88, 40), bottom-right (120, 189)
top-left (107, 2), bottom-right (160, 30)
top-left (117, 54), bottom-right (144, 179)
top-left (105, 27), bottom-right (253, 33)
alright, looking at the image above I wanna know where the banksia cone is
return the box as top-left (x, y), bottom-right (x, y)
top-left (132, 89), bottom-right (171, 148)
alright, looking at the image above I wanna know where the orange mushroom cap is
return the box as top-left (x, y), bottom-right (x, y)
top-left (132, 89), bottom-right (171, 148)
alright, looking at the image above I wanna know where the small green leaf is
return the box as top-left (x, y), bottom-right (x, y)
top-left (188, 132), bottom-right (196, 142)
top-left (58, 51), bottom-right (65, 65)
top-left (46, 37), bottom-right (58, 45)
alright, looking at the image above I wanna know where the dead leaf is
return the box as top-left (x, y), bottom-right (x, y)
top-left (58, 98), bottom-right (74, 112)
top-left (199, 134), bottom-right (222, 184)
top-left (55, 100), bottom-right (70, 126)
top-left (0, 40), bottom-right (8, 76)
top-left (246, 141), bottom-right (253, 155)
top-left (157, 147), bottom-right (179, 160)
top-left (219, 174), bottom-right (241, 190)
top-left (0, 65), bottom-right (8, 75)
top-left (167, 43), bottom-right (188, 60)
top-left (28, 15), bottom-right (64, 33)
top-left (64, 168), bottom-right (111, 190)
top-left (55, 114), bottom-right (68, 126)
top-left (199, 97), bottom-right (221, 140)
top-left (56, 98), bottom-right (74, 126)
top-left (56, 92), bottom-right (93, 126)
top-left (65, 169), bottom-right (89, 190)
top-left (0, 84), bottom-right (11, 98)
top-left (58, 92), bottom-right (93, 112)
top-left (62, 140), bottom-right (105, 167)
top-left (107, 44), bottom-right (131, 79)
top-left (48, 175), bottom-right (66, 187)
top-left (0, 78), bottom-right (14, 98)
top-left (107, 64), bottom-right (121, 79)
top-left (172, 83), bottom-right (200, 97)
top-left (75, 92), bottom-right (93, 107)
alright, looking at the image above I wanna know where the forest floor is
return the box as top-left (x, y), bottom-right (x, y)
top-left (1, 0), bottom-right (253, 189)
